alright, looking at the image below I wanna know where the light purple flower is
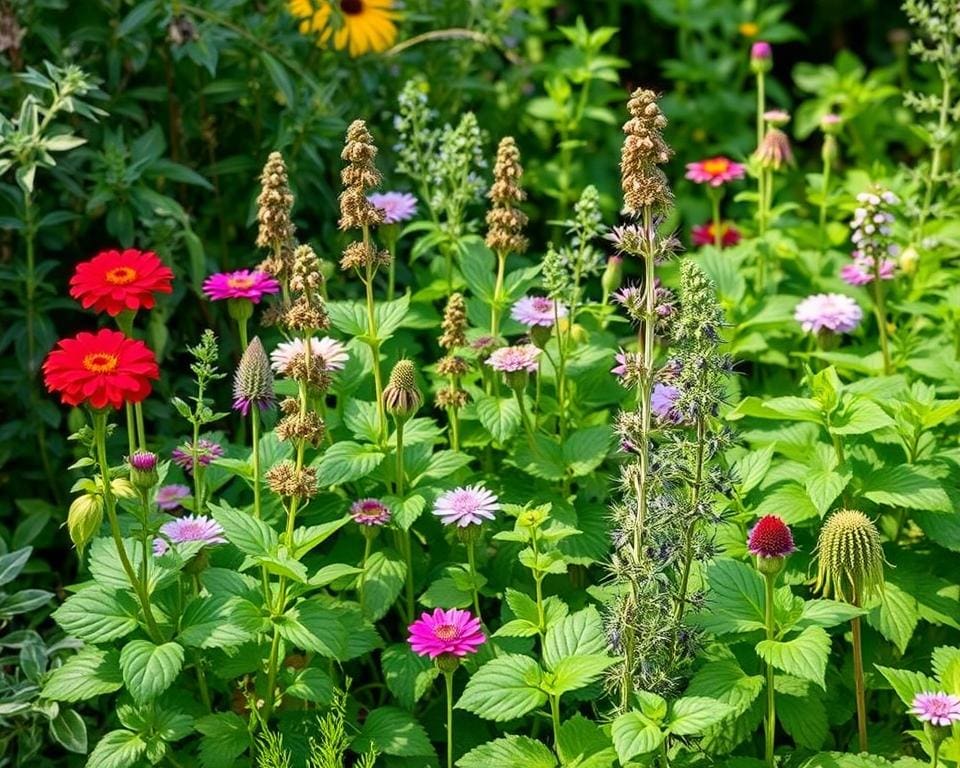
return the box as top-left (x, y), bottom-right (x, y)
top-left (270, 337), bottom-right (349, 375)
top-left (171, 439), bottom-right (224, 474)
top-left (153, 514), bottom-right (226, 556)
top-left (351, 498), bottom-right (391, 527)
top-left (202, 270), bottom-right (280, 303)
top-left (840, 256), bottom-right (896, 286)
top-left (368, 192), bottom-right (418, 224)
top-left (910, 692), bottom-right (960, 727)
top-left (129, 450), bottom-right (158, 472)
top-left (794, 293), bottom-right (863, 335)
top-left (510, 296), bottom-right (568, 328)
top-left (487, 344), bottom-right (540, 373)
top-left (155, 484), bottom-right (191, 512)
top-left (651, 383), bottom-right (681, 423)
top-left (433, 484), bottom-right (500, 527)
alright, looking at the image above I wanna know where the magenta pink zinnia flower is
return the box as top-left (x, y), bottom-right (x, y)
top-left (685, 157), bottom-right (746, 187)
top-left (794, 293), bottom-right (862, 335)
top-left (367, 192), bottom-right (418, 224)
top-left (351, 498), bottom-right (391, 526)
top-left (155, 484), bottom-right (190, 511)
top-left (202, 270), bottom-right (280, 303)
top-left (153, 514), bottom-right (226, 556)
top-left (171, 439), bottom-right (224, 474)
top-left (910, 692), bottom-right (960, 727)
top-left (747, 515), bottom-right (796, 558)
top-left (408, 607), bottom-right (485, 658)
top-left (510, 296), bottom-right (568, 328)
top-left (433, 484), bottom-right (500, 527)
top-left (486, 344), bottom-right (540, 373)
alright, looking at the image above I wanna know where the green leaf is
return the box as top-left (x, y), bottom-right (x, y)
top-left (546, 654), bottom-right (617, 695)
top-left (457, 654), bottom-right (547, 721)
top-left (684, 659), bottom-right (764, 718)
top-left (195, 713), bottom-right (251, 768)
top-left (778, 687), bottom-right (828, 749)
top-left (52, 587), bottom-right (139, 644)
top-left (49, 708), bottom-right (88, 753)
top-left (382, 644), bottom-right (439, 710)
top-left (861, 465), bottom-right (952, 512)
top-left (374, 295), bottom-right (411, 341)
top-left (611, 711), bottom-right (665, 762)
top-left (361, 549), bottom-right (406, 621)
top-left (0, 546), bottom-right (31, 586)
top-left (352, 706), bottom-right (434, 757)
top-left (698, 559), bottom-right (767, 634)
top-left (88, 730), bottom-right (146, 768)
top-left (180, 596), bottom-right (260, 649)
top-left (276, 600), bottom-right (343, 657)
top-left (727, 396), bottom-right (824, 424)
top-left (42, 648), bottom-right (123, 702)
top-left (829, 398), bottom-right (895, 435)
top-left (209, 501), bottom-right (278, 556)
top-left (313, 441), bottom-right (385, 486)
top-left (668, 696), bottom-right (734, 735)
top-left (254, 551), bottom-right (308, 583)
top-left (476, 394), bottom-right (521, 443)
top-left (752, 483), bottom-right (821, 525)
top-left (458, 735), bottom-right (556, 768)
top-left (795, 599), bottom-right (866, 630)
top-left (543, 606), bottom-right (607, 670)
top-left (875, 665), bottom-right (938, 708)
top-left (284, 666), bottom-right (334, 705)
top-left (460, 242), bottom-right (496, 302)
top-left (735, 447), bottom-right (774, 495)
top-left (556, 715), bottom-right (616, 768)
top-left (866, 582), bottom-right (918, 653)
top-left (119, 640), bottom-right (184, 704)
top-left (294, 516), bottom-right (351, 557)
top-left (756, 626), bottom-right (831, 688)
top-left (563, 426), bottom-right (612, 477)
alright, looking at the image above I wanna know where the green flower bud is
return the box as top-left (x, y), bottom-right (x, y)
top-left (68, 493), bottom-right (103, 553)
top-left (814, 509), bottom-right (886, 605)
top-left (383, 359), bottom-right (423, 422)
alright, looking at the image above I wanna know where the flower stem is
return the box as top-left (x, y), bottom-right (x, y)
top-left (514, 386), bottom-right (536, 448)
top-left (125, 404), bottom-right (137, 457)
top-left (818, 154), bottom-right (832, 250)
top-left (134, 402), bottom-right (147, 450)
top-left (444, 670), bottom-right (455, 768)
top-left (236, 317), bottom-right (249, 352)
top-left (358, 533), bottom-right (373, 613)
top-left (251, 408), bottom-right (262, 519)
top-left (466, 539), bottom-right (482, 620)
top-left (872, 278), bottom-right (893, 375)
top-left (491, 249), bottom-right (507, 337)
top-left (851, 605), bottom-right (869, 752)
top-left (396, 418), bottom-right (415, 622)
top-left (709, 188), bottom-right (723, 248)
top-left (363, 227), bottom-right (386, 442)
top-left (756, 72), bottom-right (766, 152)
top-left (763, 571), bottom-right (777, 767)
top-left (92, 412), bottom-right (163, 643)
top-left (550, 694), bottom-right (561, 748)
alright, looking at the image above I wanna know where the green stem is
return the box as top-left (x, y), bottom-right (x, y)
top-left (710, 189), bottom-right (723, 249)
top-left (363, 228), bottom-right (386, 442)
top-left (236, 317), bottom-right (248, 352)
top-left (491, 249), bottom-right (507, 337)
top-left (756, 72), bottom-right (766, 152)
top-left (466, 540), bottom-right (482, 620)
top-left (550, 695), bottom-right (561, 748)
top-left (125, 404), bottom-right (137, 457)
top-left (818, 155), bottom-right (831, 250)
top-left (396, 419), bottom-right (415, 622)
top-left (851, 606), bottom-right (868, 752)
top-left (916, 70), bottom-right (950, 238)
top-left (763, 571), bottom-right (777, 767)
top-left (23, 192), bottom-right (37, 374)
top-left (872, 278), bottom-right (893, 375)
top-left (134, 402), bottom-right (147, 451)
top-left (358, 534), bottom-right (373, 613)
top-left (93, 412), bottom-right (163, 643)
top-left (674, 418), bottom-right (706, 629)
top-left (514, 386), bottom-right (536, 447)
top-left (251, 408), bottom-right (262, 519)
top-left (192, 575), bottom-right (212, 712)
top-left (444, 670), bottom-right (455, 768)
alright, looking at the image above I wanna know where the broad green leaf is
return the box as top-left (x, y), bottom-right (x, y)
top-left (361, 549), bottom-right (406, 621)
top-left (756, 626), bottom-right (831, 688)
top-left (49, 708), bottom-right (88, 753)
top-left (556, 715), bottom-right (616, 768)
top-left (875, 665), bottom-right (938, 708)
top-left (829, 398), bottom-right (895, 435)
top-left (611, 711), bottom-right (665, 762)
top-left (209, 501), bottom-right (277, 557)
top-left (352, 706), bottom-right (434, 757)
top-left (284, 666), bottom-right (334, 705)
top-left (276, 600), bottom-right (343, 656)
top-left (458, 735), bottom-right (556, 768)
top-left (293, 516), bottom-right (351, 557)
top-left (254, 551), bottom-right (308, 583)
top-left (752, 483), bottom-right (821, 525)
top-left (778, 688), bottom-right (828, 749)
top-left (457, 654), bottom-right (547, 721)
top-left (0, 546), bottom-right (31, 586)
top-left (727, 396), bottom-right (824, 424)
top-left (932, 646), bottom-right (960, 684)
top-left (42, 648), bottom-right (123, 702)
top-left (861, 465), bottom-right (952, 512)
top-left (375, 295), bottom-right (411, 340)
top-left (795, 599), bottom-right (866, 629)
top-left (382, 644), bottom-right (439, 710)
top-left (866, 582), bottom-right (918, 653)
top-left (119, 640), bottom-right (184, 704)
top-left (179, 596), bottom-right (260, 649)
top-left (87, 730), bottom-right (146, 768)
top-left (563, 426), bottom-right (612, 477)
top-left (669, 696), bottom-right (734, 735)
top-left (313, 441), bottom-right (385, 487)
top-left (546, 654), bottom-right (617, 695)
top-left (684, 659), bottom-right (764, 718)
top-left (698, 559), bottom-right (766, 634)
top-left (543, 606), bottom-right (607, 670)
top-left (195, 713), bottom-right (250, 768)
top-left (735, 447), bottom-right (774, 495)
top-left (52, 587), bottom-right (139, 644)
top-left (476, 394), bottom-right (521, 443)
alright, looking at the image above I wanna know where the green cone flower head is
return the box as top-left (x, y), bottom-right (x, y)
top-left (814, 509), bottom-right (885, 604)
top-left (383, 359), bottom-right (422, 421)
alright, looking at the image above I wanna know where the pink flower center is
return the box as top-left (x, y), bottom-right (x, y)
top-left (702, 158), bottom-right (730, 176)
top-left (83, 352), bottom-right (119, 373)
top-left (105, 266), bottom-right (138, 285)
top-left (434, 624), bottom-right (458, 641)
top-left (227, 276), bottom-right (255, 290)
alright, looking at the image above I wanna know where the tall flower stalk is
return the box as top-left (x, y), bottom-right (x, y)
top-left (436, 293), bottom-right (469, 451)
top-left (486, 137), bottom-right (528, 339)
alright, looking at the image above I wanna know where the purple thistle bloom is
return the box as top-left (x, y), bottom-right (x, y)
top-left (171, 439), bottom-right (224, 474)
top-left (510, 296), bottom-right (568, 328)
top-left (794, 293), bottom-right (863, 335)
top-left (433, 484), bottom-right (500, 527)
top-left (651, 383), bottom-right (681, 423)
top-left (128, 450), bottom-right (158, 472)
top-left (840, 256), bottom-right (896, 286)
top-left (202, 270), bottom-right (280, 303)
top-left (155, 484), bottom-right (191, 511)
top-left (153, 514), bottom-right (226, 556)
top-left (747, 515), bottom-right (797, 558)
top-left (910, 692), bottom-right (960, 727)
top-left (351, 498), bottom-right (391, 527)
top-left (367, 191), bottom-right (418, 224)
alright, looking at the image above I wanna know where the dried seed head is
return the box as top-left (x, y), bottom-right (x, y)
top-left (338, 120), bottom-right (384, 230)
top-left (814, 509), bottom-right (885, 604)
top-left (283, 296), bottom-right (330, 332)
top-left (485, 136), bottom-right (528, 254)
top-left (435, 387), bottom-right (468, 409)
top-left (256, 152), bottom-right (295, 250)
top-left (233, 337), bottom-right (275, 415)
top-left (276, 410), bottom-right (326, 446)
top-left (437, 355), bottom-right (469, 377)
top-left (439, 293), bottom-right (468, 350)
top-left (265, 460), bottom-right (318, 499)
top-left (620, 89), bottom-right (673, 214)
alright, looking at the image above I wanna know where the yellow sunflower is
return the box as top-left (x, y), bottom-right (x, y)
top-left (288, 0), bottom-right (398, 57)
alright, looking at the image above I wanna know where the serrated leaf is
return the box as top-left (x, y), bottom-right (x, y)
top-left (42, 648), bottom-right (123, 702)
top-left (361, 549), bottom-right (406, 621)
top-left (457, 735), bottom-right (556, 768)
top-left (611, 711), bottom-right (665, 762)
top-left (778, 689), bottom-right (828, 749)
top-left (88, 730), bottom-right (146, 768)
top-left (456, 654), bottom-right (547, 721)
top-left (179, 596), bottom-right (260, 649)
top-left (698, 559), bottom-right (767, 634)
top-left (543, 606), bottom-right (607, 670)
top-left (284, 666), bottom-right (334, 705)
top-left (875, 665), bottom-right (938, 708)
top-left (276, 600), bottom-right (343, 656)
top-left (475, 394), bottom-right (521, 443)
top-left (756, 626), bottom-right (831, 689)
top-left (866, 581), bottom-right (918, 653)
top-left (563, 426), bottom-right (612, 477)
top-left (382, 644), bottom-right (439, 710)
top-left (556, 715), bottom-right (616, 768)
top-left (352, 706), bottom-right (434, 757)
top-left (668, 696), bottom-right (734, 735)
top-left (684, 659), bottom-right (764, 718)
top-left (313, 441), bottom-right (385, 486)
top-left (209, 501), bottom-right (277, 557)
top-left (196, 712), bottom-right (250, 768)
top-left (795, 599), bottom-right (866, 630)
top-left (119, 640), bottom-right (184, 704)
top-left (861, 465), bottom-right (952, 512)
top-left (546, 654), bottom-right (617, 695)
top-left (52, 587), bottom-right (139, 644)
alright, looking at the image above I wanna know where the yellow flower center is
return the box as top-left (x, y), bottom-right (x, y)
top-left (703, 158), bottom-right (730, 176)
top-left (105, 266), bottom-right (138, 285)
top-left (83, 352), bottom-right (119, 373)
top-left (739, 21), bottom-right (759, 38)
top-left (433, 624), bottom-right (457, 641)
top-left (227, 276), bottom-right (255, 290)
top-left (341, 0), bottom-right (363, 14)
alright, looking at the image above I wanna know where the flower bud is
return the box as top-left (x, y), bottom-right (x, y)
top-left (602, 256), bottom-right (623, 297)
top-left (68, 493), bottom-right (103, 553)
top-left (227, 297), bottom-right (254, 324)
top-left (110, 478), bottom-right (138, 500)
top-left (383, 360), bottom-right (423, 422)
top-left (821, 134), bottom-right (838, 166)
top-left (528, 324), bottom-right (553, 349)
top-left (820, 113), bottom-right (842, 135)
top-left (899, 244), bottom-right (920, 275)
top-left (750, 41), bottom-right (773, 74)
top-left (435, 653), bottom-right (461, 675)
top-left (128, 450), bottom-right (159, 490)
top-left (814, 509), bottom-right (885, 604)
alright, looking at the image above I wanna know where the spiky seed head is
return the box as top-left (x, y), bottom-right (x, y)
top-left (814, 509), bottom-right (885, 604)
top-left (233, 337), bottom-right (275, 415)
top-left (383, 359), bottom-right (422, 420)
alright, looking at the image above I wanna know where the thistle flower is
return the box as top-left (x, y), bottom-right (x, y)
top-left (485, 136), bottom-right (528, 255)
top-left (233, 337), bottom-right (275, 416)
top-left (153, 514), bottom-right (226, 556)
top-left (910, 693), bottom-right (960, 727)
top-left (486, 344), bottom-right (540, 373)
top-left (351, 498), bottom-right (392, 527)
top-left (270, 337), bottom-right (348, 375)
top-left (754, 128), bottom-right (794, 170)
top-left (794, 293), bottom-right (863, 335)
top-left (439, 293), bottom-right (468, 350)
top-left (685, 157), bottom-right (746, 187)
top-left (408, 608), bottom-right (485, 659)
top-left (382, 359), bottom-right (422, 420)
top-left (367, 191), bottom-right (417, 224)
top-left (814, 509), bottom-right (885, 604)
top-left (651, 383), bottom-right (682, 423)
top-left (155, 484), bottom-right (191, 511)
top-left (510, 296), bottom-right (568, 328)
top-left (129, 450), bottom-right (159, 490)
top-left (255, 151), bottom-right (295, 251)
top-left (747, 515), bottom-right (796, 558)
top-left (171, 439), bottom-right (224, 474)
top-left (620, 88), bottom-right (672, 213)
top-left (433, 484), bottom-right (500, 527)
top-left (338, 120), bottom-right (384, 232)
top-left (750, 41), bottom-right (772, 73)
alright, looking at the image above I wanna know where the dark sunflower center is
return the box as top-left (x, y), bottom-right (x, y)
top-left (340, 0), bottom-right (364, 14)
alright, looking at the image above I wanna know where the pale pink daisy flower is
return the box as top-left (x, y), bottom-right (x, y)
top-left (270, 337), bottom-right (349, 375)
top-left (153, 514), bottom-right (226, 556)
top-left (794, 293), bottom-right (862, 335)
top-left (685, 157), bottom-right (746, 187)
top-left (408, 607), bottom-right (485, 658)
top-left (202, 270), bottom-right (280, 303)
top-left (433, 484), bottom-right (500, 527)
top-left (763, 109), bottom-right (791, 126)
top-left (510, 296), bottom-right (568, 328)
top-left (910, 692), bottom-right (960, 727)
top-left (840, 256), bottom-right (896, 286)
top-left (155, 484), bottom-right (190, 511)
top-left (351, 498), bottom-right (391, 527)
top-left (486, 344), bottom-right (540, 373)
top-left (367, 192), bottom-right (418, 224)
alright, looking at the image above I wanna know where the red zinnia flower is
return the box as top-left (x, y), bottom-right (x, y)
top-left (43, 329), bottom-right (159, 409)
top-left (747, 515), bottom-right (796, 558)
top-left (70, 249), bottom-right (174, 317)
